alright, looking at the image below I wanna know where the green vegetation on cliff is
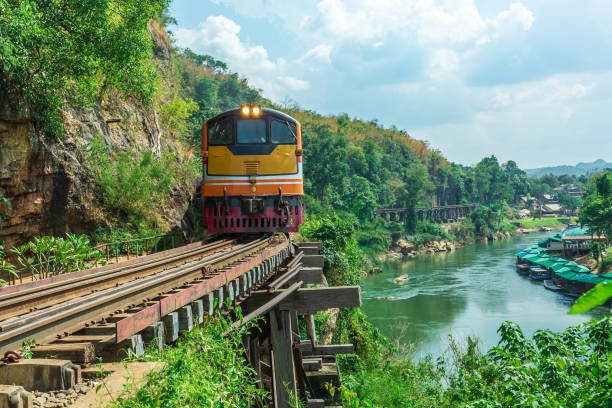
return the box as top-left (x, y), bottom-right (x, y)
top-left (0, 0), bottom-right (169, 134)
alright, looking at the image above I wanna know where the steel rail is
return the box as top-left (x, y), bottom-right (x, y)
top-left (0, 239), bottom-right (234, 320)
top-left (0, 237), bottom-right (273, 352)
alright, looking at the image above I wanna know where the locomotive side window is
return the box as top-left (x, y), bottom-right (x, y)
top-left (208, 118), bottom-right (233, 145)
top-left (237, 120), bottom-right (266, 143)
top-left (271, 120), bottom-right (296, 144)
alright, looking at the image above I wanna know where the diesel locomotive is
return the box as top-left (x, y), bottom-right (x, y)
top-left (201, 105), bottom-right (304, 233)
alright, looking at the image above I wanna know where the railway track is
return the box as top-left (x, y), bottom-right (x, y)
top-left (0, 234), bottom-right (288, 355)
top-left (0, 238), bottom-right (362, 408)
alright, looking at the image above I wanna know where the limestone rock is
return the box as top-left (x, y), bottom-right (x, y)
top-left (0, 85), bottom-right (191, 251)
top-left (392, 274), bottom-right (410, 284)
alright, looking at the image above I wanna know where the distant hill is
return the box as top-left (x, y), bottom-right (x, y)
top-left (525, 159), bottom-right (612, 177)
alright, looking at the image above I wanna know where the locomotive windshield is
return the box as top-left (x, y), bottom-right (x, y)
top-left (237, 119), bottom-right (266, 143)
top-left (208, 118), bottom-right (233, 145)
top-left (271, 120), bottom-right (296, 143)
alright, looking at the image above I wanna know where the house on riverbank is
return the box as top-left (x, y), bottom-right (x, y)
top-left (561, 227), bottom-right (609, 257)
top-left (517, 228), bottom-right (612, 296)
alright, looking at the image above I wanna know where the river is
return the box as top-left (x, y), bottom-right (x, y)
top-left (361, 232), bottom-right (606, 360)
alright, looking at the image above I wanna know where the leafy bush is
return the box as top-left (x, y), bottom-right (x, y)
top-left (300, 216), bottom-right (365, 286)
top-left (415, 221), bottom-right (446, 238)
top-left (111, 314), bottom-right (268, 407)
top-left (10, 233), bottom-right (103, 279)
top-left (341, 317), bottom-right (612, 407)
top-left (86, 135), bottom-right (195, 226)
top-left (91, 226), bottom-right (180, 256)
top-left (448, 218), bottom-right (475, 243)
top-left (355, 220), bottom-right (392, 256)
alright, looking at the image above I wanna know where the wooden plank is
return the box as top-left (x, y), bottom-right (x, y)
top-left (299, 247), bottom-right (320, 255)
top-left (296, 343), bottom-right (354, 356)
top-left (307, 399), bottom-right (325, 408)
top-left (32, 343), bottom-right (96, 363)
top-left (113, 240), bottom-right (290, 342)
top-left (302, 255), bottom-right (324, 268)
top-left (299, 268), bottom-right (325, 285)
top-left (268, 264), bottom-right (302, 290)
top-left (270, 310), bottom-right (296, 408)
top-left (244, 286), bottom-right (361, 314)
top-left (281, 267), bottom-right (325, 286)
top-left (80, 324), bottom-right (117, 336)
top-left (302, 358), bottom-right (322, 371)
top-left (297, 242), bottom-right (322, 250)
top-left (224, 281), bottom-right (303, 335)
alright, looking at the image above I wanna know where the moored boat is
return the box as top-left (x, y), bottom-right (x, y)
top-left (516, 264), bottom-right (530, 275)
top-left (529, 266), bottom-right (550, 280)
top-left (543, 279), bottom-right (562, 291)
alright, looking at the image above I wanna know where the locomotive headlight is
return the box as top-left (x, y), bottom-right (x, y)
top-left (252, 105), bottom-right (261, 115)
top-left (241, 105), bottom-right (250, 115)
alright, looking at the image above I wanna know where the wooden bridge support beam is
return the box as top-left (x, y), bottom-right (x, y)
top-left (270, 310), bottom-right (297, 408)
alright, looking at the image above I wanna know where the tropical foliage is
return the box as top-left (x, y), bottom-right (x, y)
top-left (9, 233), bottom-right (103, 280)
top-left (579, 171), bottom-right (612, 242)
top-left (86, 135), bottom-right (196, 230)
top-left (0, 0), bottom-right (169, 134)
top-left (111, 312), bottom-right (268, 407)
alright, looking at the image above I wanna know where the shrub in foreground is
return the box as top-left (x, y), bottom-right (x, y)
top-left (112, 315), bottom-right (267, 407)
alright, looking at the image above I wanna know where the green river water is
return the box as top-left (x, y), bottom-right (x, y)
top-left (361, 231), bottom-right (605, 360)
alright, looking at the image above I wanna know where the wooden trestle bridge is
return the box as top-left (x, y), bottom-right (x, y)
top-left (0, 236), bottom-right (357, 408)
top-left (374, 203), bottom-right (477, 223)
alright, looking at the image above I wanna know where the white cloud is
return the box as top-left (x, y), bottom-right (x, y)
top-left (492, 2), bottom-right (534, 32)
top-left (278, 76), bottom-right (311, 91)
top-left (298, 44), bottom-right (332, 66)
top-left (175, 15), bottom-right (280, 75)
top-left (174, 15), bottom-right (311, 100)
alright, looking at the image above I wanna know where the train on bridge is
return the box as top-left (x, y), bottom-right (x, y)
top-left (201, 105), bottom-right (304, 234)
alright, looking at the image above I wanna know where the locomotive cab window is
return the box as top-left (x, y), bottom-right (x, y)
top-left (237, 120), bottom-right (266, 143)
top-left (207, 118), bottom-right (233, 145)
top-left (271, 120), bottom-right (297, 144)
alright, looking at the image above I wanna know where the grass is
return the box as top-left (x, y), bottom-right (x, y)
top-left (506, 216), bottom-right (577, 229)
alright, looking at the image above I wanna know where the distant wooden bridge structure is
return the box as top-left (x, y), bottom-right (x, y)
top-left (374, 204), bottom-right (477, 224)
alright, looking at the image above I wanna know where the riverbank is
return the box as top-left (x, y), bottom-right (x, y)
top-left (375, 230), bottom-right (514, 263)
top-left (370, 216), bottom-right (578, 264)
top-left (301, 217), bottom-right (611, 407)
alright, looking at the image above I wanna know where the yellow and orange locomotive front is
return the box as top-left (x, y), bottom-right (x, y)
top-left (201, 106), bottom-right (304, 233)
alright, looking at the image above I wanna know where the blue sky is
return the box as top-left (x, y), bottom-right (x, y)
top-left (170, 0), bottom-right (612, 169)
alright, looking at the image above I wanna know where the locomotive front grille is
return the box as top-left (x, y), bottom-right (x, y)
top-left (244, 161), bottom-right (260, 175)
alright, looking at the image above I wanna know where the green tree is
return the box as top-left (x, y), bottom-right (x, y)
top-left (0, 0), bottom-right (168, 134)
top-left (394, 164), bottom-right (435, 232)
top-left (502, 160), bottom-right (529, 201)
top-left (474, 156), bottom-right (512, 204)
top-left (558, 190), bottom-right (581, 213)
top-left (579, 171), bottom-right (612, 242)
top-left (540, 173), bottom-right (560, 188)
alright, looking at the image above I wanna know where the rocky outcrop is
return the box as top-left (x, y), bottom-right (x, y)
top-left (377, 238), bottom-right (456, 262)
top-left (0, 27), bottom-right (192, 250)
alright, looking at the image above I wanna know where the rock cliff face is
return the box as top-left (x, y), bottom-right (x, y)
top-left (0, 31), bottom-right (192, 249)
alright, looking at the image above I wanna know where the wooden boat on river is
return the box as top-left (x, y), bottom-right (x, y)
top-left (543, 279), bottom-right (562, 292)
top-left (529, 266), bottom-right (550, 280)
top-left (516, 264), bottom-right (530, 275)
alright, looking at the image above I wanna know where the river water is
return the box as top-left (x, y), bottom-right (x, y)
top-left (361, 232), bottom-right (605, 360)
